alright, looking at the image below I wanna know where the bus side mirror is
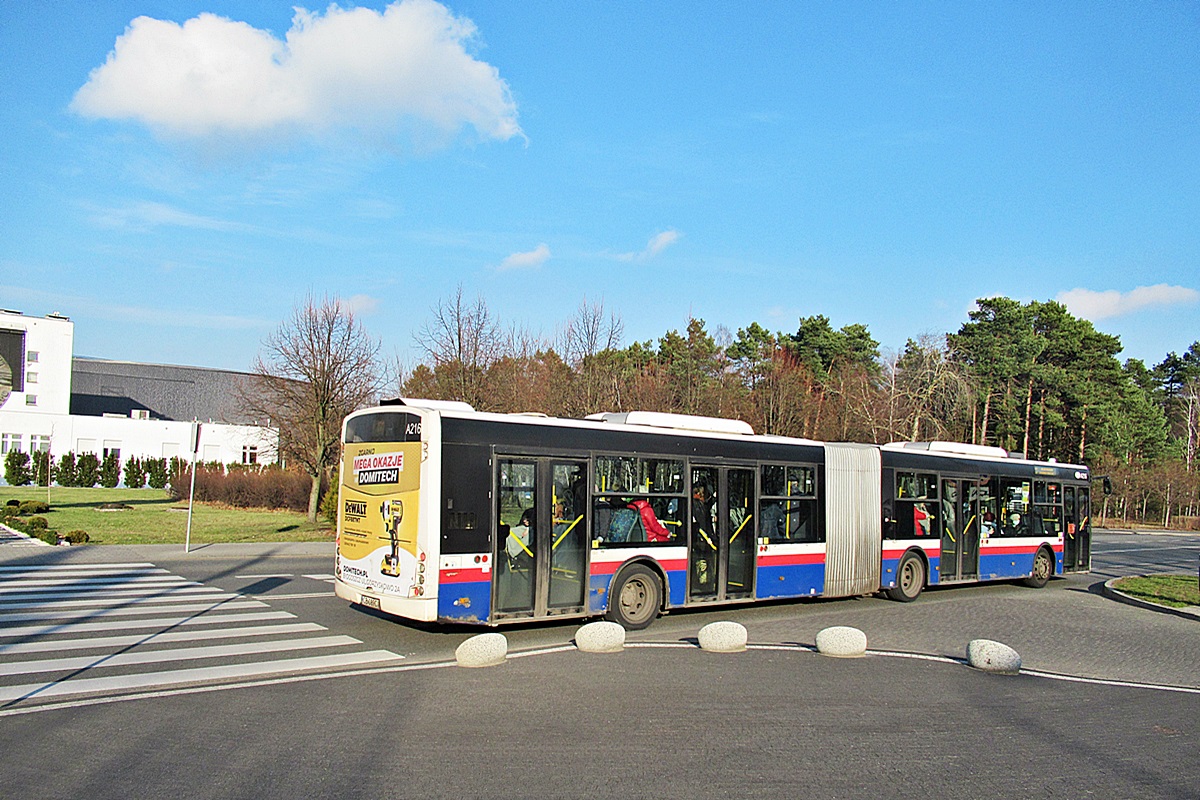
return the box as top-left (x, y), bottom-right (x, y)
top-left (1102, 476), bottom-right (1113, 495)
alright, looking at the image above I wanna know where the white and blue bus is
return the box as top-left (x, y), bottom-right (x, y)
top-left (334, 399), bottom-right (1093, 629)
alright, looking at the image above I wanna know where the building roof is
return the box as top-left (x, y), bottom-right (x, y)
top-left (69, 358), bottom-right (270, 425)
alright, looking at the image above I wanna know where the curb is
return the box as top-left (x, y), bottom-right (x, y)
top-left (1102, 577), bottom-right (1200, 622)
top-left (0, 521), bottom-right (51, 547)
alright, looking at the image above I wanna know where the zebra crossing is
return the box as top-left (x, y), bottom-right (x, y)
top-left (0, 561), bottom-right (402, 707)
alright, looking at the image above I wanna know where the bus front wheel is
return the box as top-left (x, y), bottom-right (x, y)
top-left (886, 552), bottom-right (925, 602)
top-left (606, 564), bottom-right (662, 630)
top-left (1023, 547), bottom-right (1054, 588)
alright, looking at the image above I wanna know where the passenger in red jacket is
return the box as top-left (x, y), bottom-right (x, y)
top-left (628, 499), bottom-right (671, 542)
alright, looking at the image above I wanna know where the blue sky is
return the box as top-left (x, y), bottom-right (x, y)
top-left (2, 1), bottom-right (1198, 373)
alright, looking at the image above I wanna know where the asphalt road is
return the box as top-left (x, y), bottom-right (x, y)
top-left (1, 530), bottom-right (1197, 799)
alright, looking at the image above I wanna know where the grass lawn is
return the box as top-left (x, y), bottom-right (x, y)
top-left (1112, 574), bottom-right (1200, 609)
top-left (0, 486), bottom-right (334, 545)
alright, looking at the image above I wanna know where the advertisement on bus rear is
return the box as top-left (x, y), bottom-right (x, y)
top-left (337, 441), bottom-right (424, 597)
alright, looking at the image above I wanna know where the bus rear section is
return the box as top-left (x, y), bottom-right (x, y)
top-left (334, 408), bottom-right (437, 621)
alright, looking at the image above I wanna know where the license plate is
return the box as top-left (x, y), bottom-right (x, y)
top-left (360, 594), bottom-right (381, 610)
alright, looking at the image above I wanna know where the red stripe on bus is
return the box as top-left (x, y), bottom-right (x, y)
top-left (589, 558), bottom-right (687, 576)
top-left (981, 545), bottom-right (1043, 556)
top-left (882, 547), bottom-right (938, 560)
top-left (440, 568), bottom-right (490, 584)
top-left (756, 553), bottom-right (825, 567)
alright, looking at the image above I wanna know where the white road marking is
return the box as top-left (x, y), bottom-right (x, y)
top-left (0, 591), bottom-right (236, 611)
top-left (0, 635), bottom-right (364, 677)
top-left (0, 599), bottom-right (267, 623)
top-left (0, 650), bottom-right (405, 703)
top-left (0, 623), bottom-right (326, 655)
top-left (0, 611), bottom-right (297, 639)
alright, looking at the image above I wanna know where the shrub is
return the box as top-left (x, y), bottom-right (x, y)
top-left (19, 500), bottom-right (50, 515)
top-left (5, 450), bottom-right (32, 486)
top-left (170, 465), bottom-right (314, 512)
top-left (5, 499), bottom-right (19, 508)
top-left (64, 530), bottom-right (90, 544)
top-left (27, 516), bottom-right (48, 530)
top-left (169, 457), bottom-right (187, 486)
top-left (320, 485), bottom-right (340, 525)
top-left (55, 451), bottom-right (78, 487)
top-left (32, 451), bottom-right (53, 486)
top-left (35, 528), bottom-right (58, 545)
top-left (146, 458), bottom-right (169, 489)
top-left (99, 453), bottom-right (121, 488)
top-left (76, 453), bottom-right (101, 488)
top-left (124, 456), bottom-right (146, 489)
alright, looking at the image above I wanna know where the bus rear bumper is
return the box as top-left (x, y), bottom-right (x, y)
top-left (334, 580), bottom-right (439, 622)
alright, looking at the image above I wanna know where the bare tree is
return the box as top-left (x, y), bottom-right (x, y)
top-left (560, 297), bottom-right (623, 366)
top-left (559, 298), bottom-right (624, 415)
top-left (242, 295), bottom-right (383, 522)
top-left (414, 286), bottom-right (502, 408)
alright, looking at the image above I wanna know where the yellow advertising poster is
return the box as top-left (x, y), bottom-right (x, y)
top-left (337, 441), bottom-right (425, 596)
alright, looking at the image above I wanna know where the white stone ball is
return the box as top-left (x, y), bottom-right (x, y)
top-left (815, 626), bottom-right (868, 658)
top-left (455, 632), bottom-right (508, 667)
top-left (966, 639), bottom-right (1022, 674)
top-left (575, 621), bottom-right (626, 653)
top-left (698, 620), bottom-right (748, 652)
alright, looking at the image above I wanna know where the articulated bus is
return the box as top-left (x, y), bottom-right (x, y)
top-left (333, 399), bottom-right (1093, 629)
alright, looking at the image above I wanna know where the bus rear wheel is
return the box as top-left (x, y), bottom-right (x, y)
top-left (1023, 547), bottom-right (1054, 588)
top-left (886, 552), bottom-right (925, 602)
top-left (606, 564), bottom-right (662, 630)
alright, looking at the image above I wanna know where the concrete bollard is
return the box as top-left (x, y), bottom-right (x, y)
top-left (966, 639), bottom-right (1021, 674)
top-left (815, 626), bottom-right (868, 657)
top-left (455, 633), bottom-right (508, 667)
top-left (575, 620), bottom-right (626, 653)
top-left (697, 621), bottom-right (748, 653)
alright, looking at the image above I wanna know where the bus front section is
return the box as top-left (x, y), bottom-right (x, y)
top-left (335, 407), bottom-right (437, 622)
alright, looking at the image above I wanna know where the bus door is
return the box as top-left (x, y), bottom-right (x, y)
top-left (1062, 485), bottom-right (1091, 572)
top-left (689, 465), bottom-right (756, 602)
top-left (939, 478), bottom-right (979, 582)
top-left (494, 457), bottom-right (588, 619)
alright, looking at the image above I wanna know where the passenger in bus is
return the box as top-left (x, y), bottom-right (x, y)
top-left (982, 510), bottom-right (997, 537)
top-left (913, 502), bottom-right (931, 536)
top-left (692, 485), bottom-right (717, 585)
top-left (628, 498), bottom-right (671, 542)
top-left (506, 507), bottom-right (534, 561)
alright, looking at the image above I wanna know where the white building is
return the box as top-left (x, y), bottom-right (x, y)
top-left (0, 309), bottom-right (278, 483)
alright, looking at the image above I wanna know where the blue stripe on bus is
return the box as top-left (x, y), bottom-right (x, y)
top-left (978, 551), bottom-right (1036, 580)
top-left (589, 567), bottom-right (688, 613)
top-left (438, 581), bottom-right (492, 623)
top-left (754, 562), bottom-right (825, 599)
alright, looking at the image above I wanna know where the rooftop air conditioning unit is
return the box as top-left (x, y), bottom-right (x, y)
top-left (131, 409), bottom-right (150, 420)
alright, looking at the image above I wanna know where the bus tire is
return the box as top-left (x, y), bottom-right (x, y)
top-left (886, 552), bottom-right (925, 602)
top-left (1023, 547), bottom-right (1054, 588)
top-left (605, 563), bottom-right (662, 630)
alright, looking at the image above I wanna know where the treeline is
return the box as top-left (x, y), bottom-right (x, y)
top-left (397, 292), bottom-right (1200, 529)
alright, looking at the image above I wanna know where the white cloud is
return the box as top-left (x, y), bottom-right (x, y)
top-left (343, 294), bottom-right (380, 315)
top-left (618, 229), bottom-right (681, 262)
top-left (90, 201), bottom-right (258, 233)
top-left (499, 243), bottom-right (551, 271)
top-left (71, 0), bottom-right (521, 147)
top-left (1056, 284), bottom-right (1200, 320)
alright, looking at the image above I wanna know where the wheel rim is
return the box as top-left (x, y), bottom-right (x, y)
top-left (1034, 551), bottom-right (1051, 581)
top-left (619, 576), bottom-right (653, 625)
top-left (900, 558), bottom-right (922, 597)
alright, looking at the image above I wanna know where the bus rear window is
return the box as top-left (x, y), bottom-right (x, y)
top-left (345, 412), bottom-right (423, 443)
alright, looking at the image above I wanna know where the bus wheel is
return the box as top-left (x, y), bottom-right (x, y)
top-left (1023, 547), bottom-right (1054, 588)
top-left (886, 552), bottom-right (925, 602)
top-left (606, 564), bottom-right (661, 630)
